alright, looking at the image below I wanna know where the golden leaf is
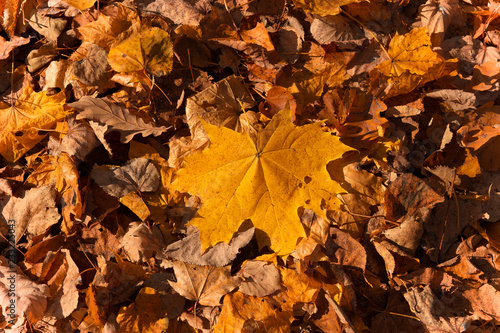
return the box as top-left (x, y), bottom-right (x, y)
top-left (173, 109), bottom-right (353, 255)
top-left (108, 27), bottom-right (173, 77)
top-left (372, 27), bottom-right (458, 97)
top-left (0, 85), bottom-right (69, 162)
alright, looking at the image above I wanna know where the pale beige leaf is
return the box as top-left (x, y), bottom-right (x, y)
top-left (72, 43), bottom-right (110, 86)
top-left (121, 222), bottom-right (165, 263)
top-left (0, 185), bottom-right (60, 243)
top-left (56, 117), bottom-right (99, 161)
top-left (0, 256), bottom-right (50, 330)
top-left (237, 260), bottom-right (281, 297)
top-left (168, 261), bottom-right (241, 306)
top-left (91, 158), bottom-right (160, 198)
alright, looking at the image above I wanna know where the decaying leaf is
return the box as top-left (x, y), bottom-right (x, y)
top-left (173, 109), bottom-right (353, 254)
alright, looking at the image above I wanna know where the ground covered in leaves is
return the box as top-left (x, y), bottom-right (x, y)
top-left (1, 0), bottom-right (500, 332)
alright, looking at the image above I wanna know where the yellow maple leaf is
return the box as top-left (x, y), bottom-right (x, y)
top-left (0, 85), bottom-right (69, 162)
top-left (108, 27), bottom-right (173, 77)
top-left (172, 109), bottom-right (353, 255)
top-left (372, 27), bottom-right (458, 97)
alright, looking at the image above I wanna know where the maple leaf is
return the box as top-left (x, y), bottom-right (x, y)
top-left (76, 3), bottom-right (141, 50)
top-left (0, 85), bottom-right (69, 162)
top-left (108, 26), bottom-right (173, 77)
top-left (172, 109), bottom-right (353, 255)
top-left (168, 261), bottom-right (241, 306)
top-left (371, 27), bottom-right (458, 97)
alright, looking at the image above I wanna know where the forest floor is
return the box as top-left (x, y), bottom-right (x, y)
top-left (1, 0), bottom-right (500, 332)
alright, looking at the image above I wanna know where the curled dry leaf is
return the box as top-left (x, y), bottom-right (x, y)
top-left (115, 287), bottom-right (172, 333)
top-left (372, 238), bottom-right (420, 278)
top-left (0, 35), bottom-right (30, 60)
top-left (330, 228), bottom-right (367, 272)
top-left (62, 0), bottom-right (97, 10)
top-left (214, 291), bottom-right (292, 332)
top-left (215, 266), bottom-right (323, 332)
top-left (49, 117), bottom-right (99, 161)
top-left (278, 42), bottom-right (349, 110)
top-left (457, 102), bottom-right (500, 171)
top-left (70, 96), bottom-right (168, 143)
top-left (185, 75), bottom-right (258, 142)
top-left (27, 9), bottom-right (66, 43)
top-left (42, 249), bottom-right (80, 320)
top-left (168, 261), bottom-right (242, 306)
top-left (139, 0), bottom-right (211, 26)
top-left (0, 0), bottom-right (37, 37)
top-left (403, 285), bottom-right (477, 332)
top-left (416, 0), bottom-right (459, 46)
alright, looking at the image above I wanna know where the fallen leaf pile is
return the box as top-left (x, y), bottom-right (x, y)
top-left (0, 0), bottom-right (500, 332)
